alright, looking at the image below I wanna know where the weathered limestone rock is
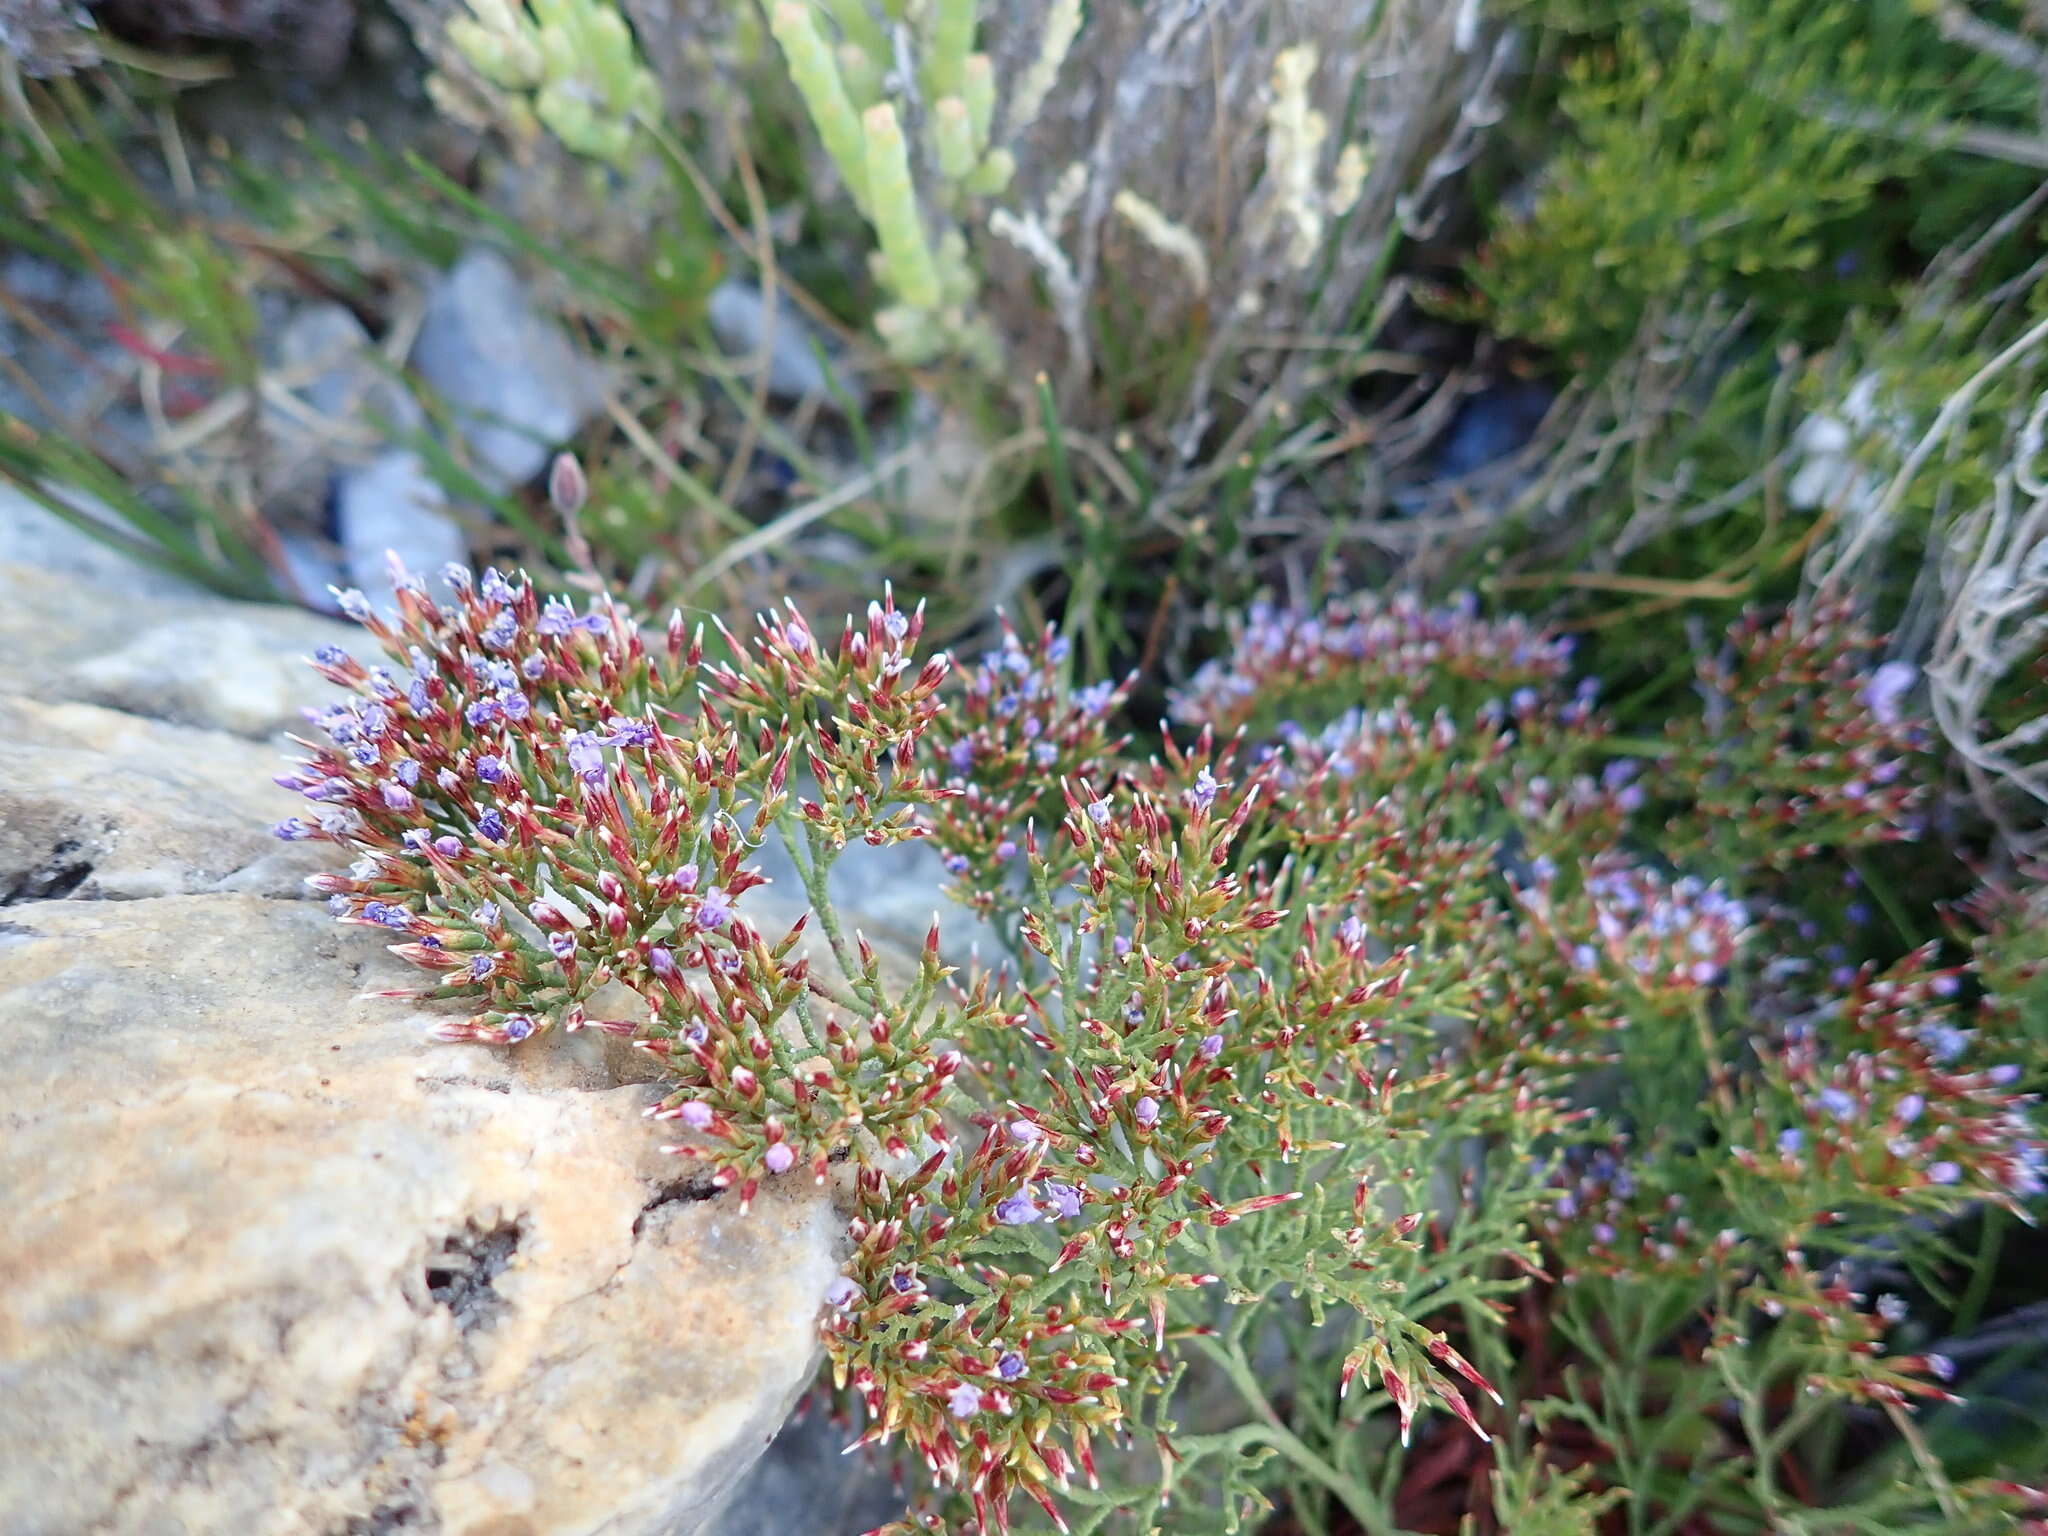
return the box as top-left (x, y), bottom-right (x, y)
top-left (0, 492), bottom-right (850, 1534)
top-left (0, 896), bottom-right (844, 1536)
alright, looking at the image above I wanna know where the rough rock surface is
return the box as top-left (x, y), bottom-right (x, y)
top-left (0, 494), bottom-right (849, 1534)
top-left (1, 485), bottom-right (360, 738)
top-left (0, 899), bottom-right (842, 1536)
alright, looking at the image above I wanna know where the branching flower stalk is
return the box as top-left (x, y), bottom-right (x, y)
top-left (280, 572), bottom-right (2045, 1534)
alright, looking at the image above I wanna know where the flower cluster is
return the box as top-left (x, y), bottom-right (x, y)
top-left (281, 564), bottom-right (958, 1208)
top-left (1171, 590), bottom-right (1573, 735)
top-left (281, 574), bottom-right (2041, 1536)
top-left (1661, 598), bottom-right (1927, 873)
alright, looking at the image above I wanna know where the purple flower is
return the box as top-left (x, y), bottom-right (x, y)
top-left (948, 1383), bottom-right (983, 1419)
top-left (1134, 1096), bottom-right (1160, 1127)
top-left (1591, 1222), bottom-right (1617, 1245)
top-left (380, 780), bottom-right (415, 812)
top-left (475, 901), bottom-right (500, 929)
top-left (890, 1270), bottom-right (918, 1295)
top-left (481, 609), bottom-right (519, 651)
top-left (648, 946), bottom-right (676, 978)
top-left (605, 716), bottom-right (655, 749)
top-left (1895, 1093), bottom-right (1925, 1124)
top-left (679, 1102), bottom-right (713, 1130)
top-left (522, 653), bottom-right (548, 681)
top-left (567, 732), bottom-right (606, 784)
top-left (1198, 1033), bottom-right (1225, 1060)
top-left (1817, 1087), bottom-right (1856, 1121)
top-left (314, 645), bottom-right (351, 668)
top-left (1086, 799), bottom-right (1111, 827)
top-left (1928, 1161), bottom-right (1962, 1185)
top-left (947, 739), bottom-right (975, 774)
top-left (1008, 1120), bottom-right (1046, 1144)
top-left (996, 1351), bottom-right (1027, 1381)
top-left (1778, 1128), bottom-right (1804, 1155)
top-left (995, 839), bottom-right (1018, 860)
top-left (272, 817), bottom-right (315, 841)
top-left (433, 836), bottom-right (464, 858)
top-left (537, 597), bottom-right (580, 636)
top-left (333, 587), bottom-right (373, 621)
top-left (1187, 768), bottom-right (1221, 811)
top-left (994, 1193), bottom-right (1041, 1225)
top-left (465, 697), bottom-right (502, 728)
top-left (943, 853), bottom-right (970, 876)
top-left (476, 754), bottom-right (508, 785)
top-left (1039, 1182), bottom-right (1082, 1220)
top-left (440, 562), bottom-right (473, 591)
top-left (549, 932), bottom-right (576, 961)
top-left (479, 569), bottom-right (517, 605)
top-left (1033, 742), bottom-right (1059, 768)
top-left (1876, 1294), bottom-right (1908, 1324)
top-left (825, 1276), bottom-right (860, 1310)
top-left (469, 954), bottom-right (495, 980)
top-left (497, 690), bottom-right (531, 722)
top-left (1862, 660), bottom-right (1917, 726)
top-left (1927, 1352), bottom-right (1956, 1382)
top-left (1989, 1064), bottom-right (2023, 1086)
top-left (880, 608), bottom-right (910, 643)
top-left (502, 1015), bottom-right (535, 1043)
top-left (764, 1143), bottom-right (796, 1175)
top-left (694, 887), bottom-right (733, 929)
top-left (1075, 681), bottom-right (1115, 717)
top-left (477, 810), bottom-right (507, 842)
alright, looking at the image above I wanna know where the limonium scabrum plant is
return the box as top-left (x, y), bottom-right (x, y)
top-left (278, 565), bottom-right (2046, 1534)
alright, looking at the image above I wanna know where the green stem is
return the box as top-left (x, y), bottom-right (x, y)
top-left (1192, 1335), bottom-right (1396, 1536)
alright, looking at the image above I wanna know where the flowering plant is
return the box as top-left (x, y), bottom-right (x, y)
top-left (279, 566), bottom-right (2044, 1534)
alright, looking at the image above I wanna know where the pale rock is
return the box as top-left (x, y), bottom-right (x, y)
top-left (263, 301), bottom-right (427, 520)
top-left (706, 279), bottom-right (862, 405)
top-left (410, 246), bottom-right (610, 492)
top-left (0, 695), bottom-right (328, 901)
top-left (0, 895), bottom-right (844, 1535)
top-left (335, 447), bottom-right (470, 609)
top-left (0, 490), bottom-right (358, 738)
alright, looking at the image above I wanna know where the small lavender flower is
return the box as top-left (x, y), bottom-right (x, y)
top-left (1039, 1182), bottom-right (1082, 1220)
top-left (605, 716), bottom-right (655, 750)
top-left (996, 1351), bottom-right (1027, 1381)
top-left (1926, 1352), bottom-right (1956, 1382)
top-left (479, 569), bottom-right (516, 605)
top-left (469, 954), bottom-right (495, 980)
top-left (825, 1276), bottom-right (860, 1310)
top-left (502, 1016), bottom-right (536, 1044)
top-left (1187, 768), bottom-right (1222, 811)
top-left (995, 839), bottom-right (1018, 860)
top-left (477, 811), bottom-right (507, 842)
top-left (549, 932), bottom-right (577, 961)
top-left (1778, 1128), bottom-right (1804, 1155)
top-left (314, 645), bottom-right (351, 668)
top-left (1862, 660), bottom-right (1917, 726)
top-left (948, 1383), bottom-right (983, 1418)
top-left (1134, 1096), bottom-right (1160, 1127)
top-left (678, 1101), bottom-right (714, 1130)
top-left (1086, 798), bottom-right (1112, 827)
top-left (272, 817), bottom-right (314, 841)
top-left (497, 690), bottom-right (531, 722)
top-left (694, 887), bottom-right (733, 929)
top-left (567, 732), bottom-right (606, 784)
top-left (1928, 1161), bottom-right (1962, 1185)
top-left (1198, 1033), bottom-right (1225, 1060)
top-left (433, 836), bottom-right (463, 859)
top-left (1876, 1294), bottom-right (1908, 1325)
top-left (648, 946), bottom-right (677, 978)
top-left (333, 588), bottom-right (373, 621)
top-left (994, 1193), bottom-right (1041, 1225)
top-left (1817, 1087), bottom-right (1856, 1121)
top-left (481, 610), bottom-right (520, 651)
top-left (1896, 1093), bottom-right (1925, 1124)
top-left (475, 901), bottom-right (500, 929)
top-left (522, 653), bottom-right (547, 682)
top-left (465, 697), bottom-right (502, 728)
top-left (1008, 1121), bottom-right (1046, 1144)
top-left (764, 1143), bottom-right (796, 1174)
top-left (380, 781), bottom-right (415, 812)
